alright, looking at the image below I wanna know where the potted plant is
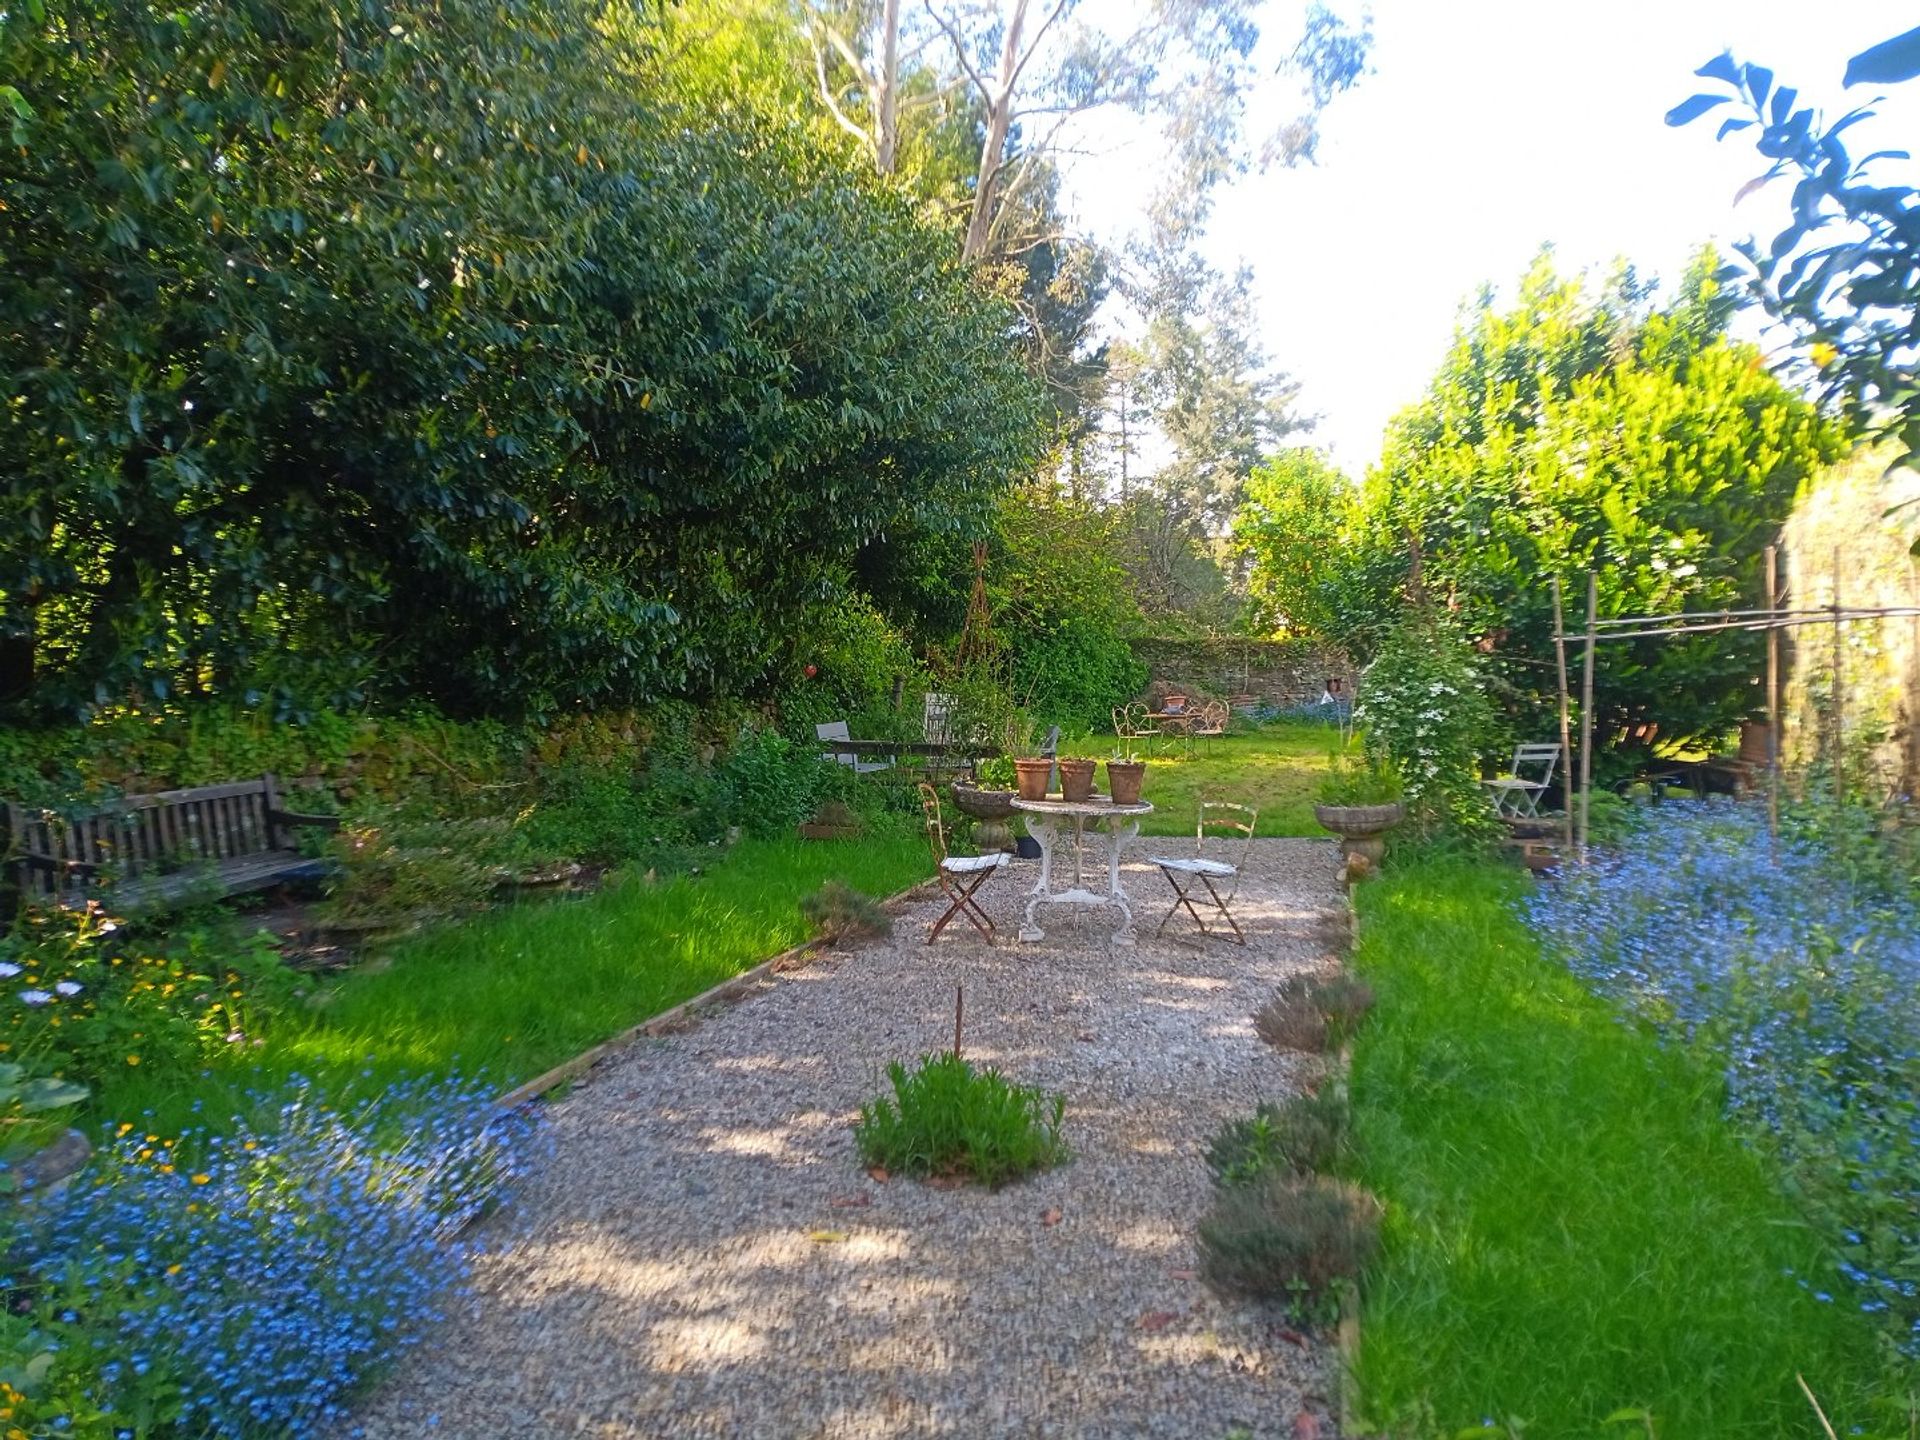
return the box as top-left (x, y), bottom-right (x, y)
top-left (1313, 754), bottom-right (1405, 866)
top-left (1056, 756), bottom-right (1096, 803)
top-left (1106, 728), bottom-right (1146, 806)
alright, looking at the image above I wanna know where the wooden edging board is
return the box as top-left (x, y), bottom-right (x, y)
top-left (492, 876), bottom-right (940, 1112)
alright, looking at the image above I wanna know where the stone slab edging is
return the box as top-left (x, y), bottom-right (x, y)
top-left (492, 877), bottom-right (940, 1112)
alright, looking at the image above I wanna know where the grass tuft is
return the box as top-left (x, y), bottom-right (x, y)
top-left (799, 879), bottom-right (892, 947)
top-left (1206, 1088), bottom-right (1350, 1187)
top-left (855, 1052), bottom-right (1068, 1189)
top-left (1198, 1172), bottom-right (1381, 1312)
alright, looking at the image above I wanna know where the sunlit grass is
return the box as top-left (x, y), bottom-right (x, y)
top-left (1061, 721), bottom-right (1338, 837)
top-left (96, 836), bottom-right (929, 1129)
top-left (1346, 854), bottom-right (1898, 1437)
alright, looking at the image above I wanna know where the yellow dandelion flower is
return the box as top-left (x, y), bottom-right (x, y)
top-left (1810, 340), bottom-right (1839, 368)
top-left (167, 1263), bottom-right (182, 1275)
top-left (191, 1173), bottom-right (210, 1185)
top-left (158, 1164), bottom-right (174, 1175)
top-left (118, 1122), bottom-right (133, 1135)
top-left (127, 1054), bottom-right (141, 1065)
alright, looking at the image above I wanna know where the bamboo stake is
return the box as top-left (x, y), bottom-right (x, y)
top-left (1765, 545), bottom-right (1780, 846)
top-left (1551, 576), bottom-right (1574, 857)
top-left (1578, 573), bottom-right (1596, 861)
top-left (1832, 549), bottom-right (1845, 814)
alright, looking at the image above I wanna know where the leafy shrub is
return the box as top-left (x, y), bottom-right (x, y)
top-left (1206, 1089), bottom-right (1349, 1187)
top-left (1254, 972), bottom-right (1375, 1053)
top-left (1198, 1174), bottom-right (1381, 1311)
top-left (716, 726), bottom-right (835, 840)
top-left (321, 806), bottom-right (527, 926)
top-left (1527, 799), bottom-right (1920, 1352)
top-left (1356, 613), bottom-right (1501, 839)
top-left (1316, 752), bottom-right (1403, 807)
top-left (800, 881), bottom-right (892, 948)
top-left (0, 905), bottom-right (302, 1087)
top-left (2, 1076), bottom-right (545, 1437)
top-left (1011, 620), bottom-right (1147, 735)
top-left (855, 1053), bottom-right (1068, 1189)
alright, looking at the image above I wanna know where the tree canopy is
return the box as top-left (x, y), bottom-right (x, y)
top-left (1238, 251), bottom-right (1847, 759)
top-left (0, 0), bottom-right (1047, 721)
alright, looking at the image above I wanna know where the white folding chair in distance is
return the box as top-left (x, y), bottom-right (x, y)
top-left (816, 720), bottom-right (893, 775)
top-left (919, 783), bottom-right (1010, 943)
top-left (1484, 743), bottom-right (1562, 819)
top-left (1148, 800), bottom-right (1259, 945)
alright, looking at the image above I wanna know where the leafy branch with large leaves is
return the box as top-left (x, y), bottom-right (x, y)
top-left (1667, 26), bottom-right (1920, 465)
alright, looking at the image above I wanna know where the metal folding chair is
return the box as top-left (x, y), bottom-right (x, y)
top-left (1147, 800), bottom-right (1259, 944)
top-left (919, 783), bottom-right (1010, 944)
top-left (1483, 743), bottom-right (1562, 818)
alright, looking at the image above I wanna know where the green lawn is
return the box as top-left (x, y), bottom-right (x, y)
top-left (1061, 720), bottom-right (1338, 836)
top-left (1345, 853), bottom-right (1894, 1438)
top-left (97, 835), bottom-right (930, 1126)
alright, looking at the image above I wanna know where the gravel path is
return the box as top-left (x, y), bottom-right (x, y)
top-left (346, 838), bottom-right (1348, 1440)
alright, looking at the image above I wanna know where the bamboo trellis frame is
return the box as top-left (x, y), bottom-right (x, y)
top-left (1552, 546), bottom-right (1920, 860)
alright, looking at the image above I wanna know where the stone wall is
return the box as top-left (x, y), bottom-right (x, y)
top-left (1125, 636), bottom-right (1352, 708)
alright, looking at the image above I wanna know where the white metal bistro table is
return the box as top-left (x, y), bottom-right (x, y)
top-left (1010, 795), bottom-right (1154, 946)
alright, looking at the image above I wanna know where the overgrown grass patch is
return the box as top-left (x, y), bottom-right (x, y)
top-left (1345, 854), bottom-right (1898, 1437)
top-left (1061, 723), bottom-right (1333, 837)
top-left (97, 836), bottom-right (928, 1127)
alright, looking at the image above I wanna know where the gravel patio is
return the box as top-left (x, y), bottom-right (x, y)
top-left (344, 837), bottom-right (1348, 1440)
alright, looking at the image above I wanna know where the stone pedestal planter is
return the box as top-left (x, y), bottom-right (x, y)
top-left (1313, 802), bottom-right (1405, 866)
top-left (951, 784), bottom-right (1018, 853)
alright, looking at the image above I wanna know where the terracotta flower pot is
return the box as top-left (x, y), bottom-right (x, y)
top-left (1014, 758), bottom-right (1053, 802)
top-left (1106, 759), bottom-right (1146, 806)
top-left (1057, 757), bottom-right (1096, 803)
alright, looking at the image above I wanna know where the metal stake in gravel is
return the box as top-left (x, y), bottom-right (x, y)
top-left (953, 982), bottom-right (964, 1060)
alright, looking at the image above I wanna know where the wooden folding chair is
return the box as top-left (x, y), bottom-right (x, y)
top-left (919, 783), bottom-right (1010, 944)
top-left (1146, 800), bottom-right (1259, 944)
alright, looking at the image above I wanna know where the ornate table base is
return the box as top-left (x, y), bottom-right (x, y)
top-left (1012, 800), bottom-right (1151, 947)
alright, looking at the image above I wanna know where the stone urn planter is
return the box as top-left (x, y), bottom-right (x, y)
top-left (1013, 758), bottom-right (1054, 802)
top-left (1313, 801), bottom-right (1406, 866)
top-left (1057, 757), bottom-right (1096, 803)
top-left (951, 783), bottom-right (1018, 853)
top-left (1105, 759), bottom-right (1146, 806)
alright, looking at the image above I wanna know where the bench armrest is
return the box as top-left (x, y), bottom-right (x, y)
top-left (268, 810), bottom-right (342, 832)
top-left (16, 852), bottom-right (101, 880)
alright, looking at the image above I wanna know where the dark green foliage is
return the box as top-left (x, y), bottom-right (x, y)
top-left (715, 727), bottom-right (838, 840)
top-left (854, 1053), bottom-right (1068, 1189)
top-left (1197, 1173), bottom-right (1381, 1311)
top-left (799, 880), bottom-right (891, 948)
top-left (1206, 1089), bottom-right (1350, 1187)
top-left (0, 0), bottom-right (1046, 721)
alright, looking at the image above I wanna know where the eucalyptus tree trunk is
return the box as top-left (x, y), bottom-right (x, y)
top-left (961, 0), bottom-right (1028, 262)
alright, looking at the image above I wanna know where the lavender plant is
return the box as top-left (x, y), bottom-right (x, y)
top-left (1526, 800), bottom-right (1920, 1352)
top-left (1, 1077), bottom-right (547, 1437)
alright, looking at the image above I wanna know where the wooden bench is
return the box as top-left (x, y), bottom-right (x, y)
top-left (4, 775), bottom-right (339, 911)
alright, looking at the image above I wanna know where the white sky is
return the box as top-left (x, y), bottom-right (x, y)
top-left (1058, 0), bottom-right (1920, 477)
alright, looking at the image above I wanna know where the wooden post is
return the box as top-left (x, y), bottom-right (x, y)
top-left (1765, 545), bottom-right (1779, 845)
top-left (1551, 577), bottom-right (1574, 857)
top-left (1578, 573), bottom-right (1597, 861)
top-left (953, 983), bottom-right (964, 1061)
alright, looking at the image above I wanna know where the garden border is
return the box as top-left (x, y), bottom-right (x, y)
top-left (492, 877), bottom-right (941, 1111)
top-left (1336, 879), bottom-right (1364, 1439)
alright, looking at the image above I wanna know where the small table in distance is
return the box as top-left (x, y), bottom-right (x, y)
top-left (1010, 795), bottom-right (1154, 947)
